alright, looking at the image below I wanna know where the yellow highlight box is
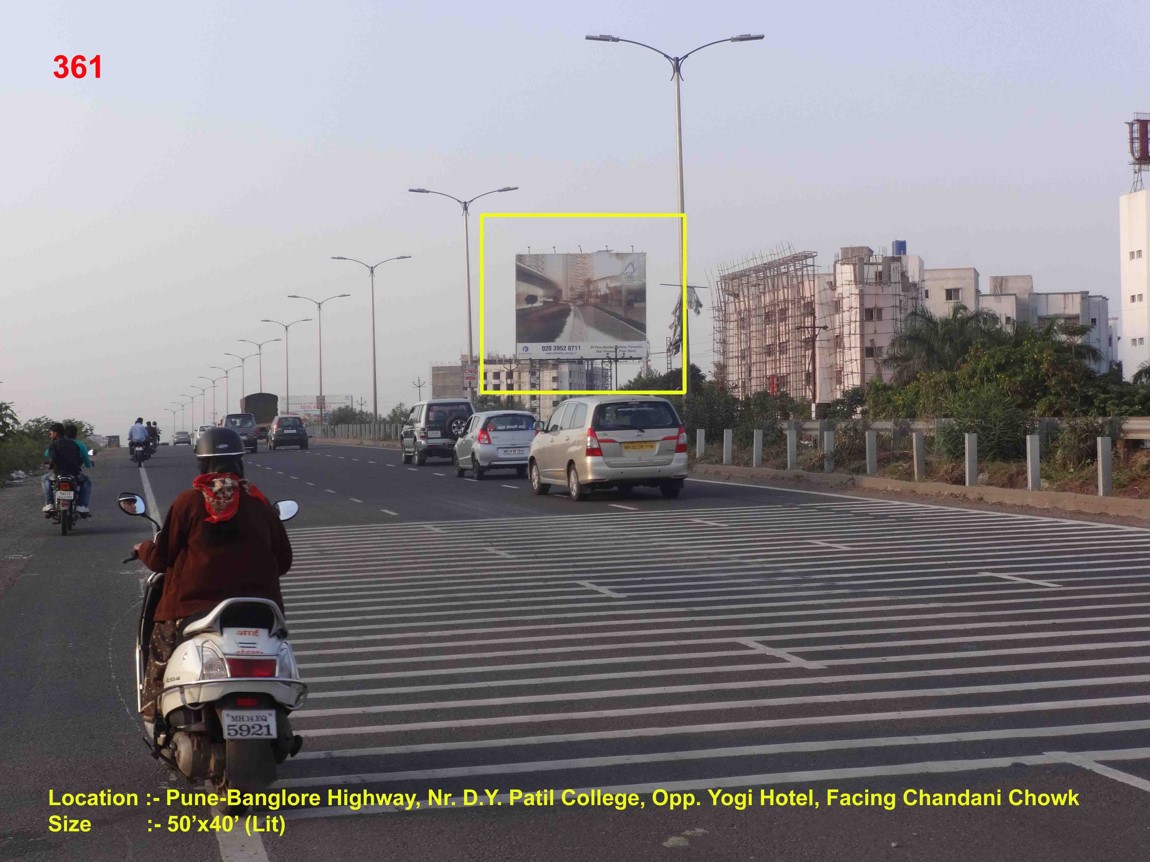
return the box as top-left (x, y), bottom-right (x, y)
top-left (478, 212), bottom-right (688, 396)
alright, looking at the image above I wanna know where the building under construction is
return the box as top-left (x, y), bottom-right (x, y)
top-left (714, 242), bottom-right (924, 404)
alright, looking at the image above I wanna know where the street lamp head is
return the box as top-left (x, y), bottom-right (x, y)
top-left (397, 255), bottom-right (412, 260)
top-left (287, 294), bottom-right (301, 298)
top-left (496, 186), bottom-right (518, 193)
top-left (338, 293), bottom-right (351, 298)
top-left (731, 34), bottom-right (765, 41)
top-left (331, 256), bottom-right (348, 260)
top-left (586, 34), bottom-right (620, 42)
top-left (408, 188), bottom-right (429, 193)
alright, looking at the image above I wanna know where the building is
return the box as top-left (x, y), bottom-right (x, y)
top-left (922, 267), bottom-right (979, 318)
top-left (1030, 291), bottom-right (1112, 374)
top-left (980, 275), bottom-right (1034, 329)
top-left (1119, 188), bottom-right (1150, 379)
top-left (431, 354), bottom-right (610, 420)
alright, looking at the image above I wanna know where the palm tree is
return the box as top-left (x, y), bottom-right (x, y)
top-left (883, 304), bottom-right (1002, 385)
top-left (1132, 360), bottom-right (1150, 386)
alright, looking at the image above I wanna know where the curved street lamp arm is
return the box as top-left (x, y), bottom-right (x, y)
top-left (464, 187), bottom-right (518, 208)
top-left (408, 188), bottom-right (466, 208)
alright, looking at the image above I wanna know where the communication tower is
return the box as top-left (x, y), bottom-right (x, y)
top-left (1128, 114), bottom-right (1150, 192)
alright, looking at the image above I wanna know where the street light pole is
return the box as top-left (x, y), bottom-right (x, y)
top-left (165, 407), bottom-right (178, 437)
top-left (189, 385), bottom-right (209, 427)
top-left (409, 186), bottom-right (518, 401)
top-left (237, 339), bottom-right (281, 394)
top-left (223, 352), bottom-right (257, 410)
top-left (586, 33), bottom-right (762, 383)
top-left (198, 376), bottom-right (223, 425)
top-left (331, 255), bottom-right (410, 420)
top-left (211, 365), bottom-right (240, 415)
top-left (288, 293), bottom-right (350, 423)
top-left (260, 318), bottom-right (311, 415)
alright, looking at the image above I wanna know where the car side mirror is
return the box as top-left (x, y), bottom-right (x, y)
top-left (274, 500), bottom-right (299, 521)
top-left (534, 421), bottom-right (544, 433)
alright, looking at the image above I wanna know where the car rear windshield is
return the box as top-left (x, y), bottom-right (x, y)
top-left (485, 414), bottom-right (534, 431)
top-left (225, 416), bottom-right (256, 429)
top-left (278, 418), bottom-right (303, 428)
top-left (426, 404), bottom-right (472, 424)
top-left (592, 402), bottom-right (680, 432)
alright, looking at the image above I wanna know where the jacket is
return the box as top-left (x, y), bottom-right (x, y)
top-left (137, 484), bottom-right (292, 622)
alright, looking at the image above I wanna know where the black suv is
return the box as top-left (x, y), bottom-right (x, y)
top-left (221, 413), bottom-right (259, 454)
top-left (401, 399), bottom-right (474, 465)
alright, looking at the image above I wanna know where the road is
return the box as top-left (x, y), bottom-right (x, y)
top-left (3, 441), bottom-right (1150, 861)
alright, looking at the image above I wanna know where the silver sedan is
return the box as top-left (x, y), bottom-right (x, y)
top-left (454, 411), bottom-right (537, 479)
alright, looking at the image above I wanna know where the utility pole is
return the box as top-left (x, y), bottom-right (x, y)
top-left (795, 323), bottom-right (829, 410)
top-left (413, 377), bottom-right (426, 400)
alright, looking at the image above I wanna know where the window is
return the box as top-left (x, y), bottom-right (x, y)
top-left (486, 414), bottom-right (534, 431)
top-left (945, 288), bottom-right (961, 302)
top-left (492, 371), bottom-right (501, 380)
top-left (1133, 295), bottom-right (1138, 303)
top-left (1006, 316), bottom-right (1013, 325)
top-left (924, 289), bottom-right (930, 299)
top-left (875, 345), bottom-right (884, 357)
top-left (490, 384), bottom-right (501, 391)
top-left (763, 343), bottom-right (775, 356)
top-left (765, 310), bottom-right (775, 324)
top-left (564, 403), bottom-right (588, 430)
top-left (547, 403), bottom-right (569, 432)
top-left (778, 308), bottom-right (788, 322)
top-left (1140, 250), bottom-right (1145, 259)
top-left (1091, 318), bottom-right (1097, 326)
top-left (1131, 251), bottom-right (1136, 260)
top-left (835, 369), bottom-right (844, 386)
top-left (864, 308), bottom-right (874, 321)
top-left (865, 346), bottom-right (874, 358)
top-left (777, 375), bottom-right (788, 389)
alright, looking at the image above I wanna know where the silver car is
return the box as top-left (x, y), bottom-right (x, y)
top-left (454, 410), bottom-right (537, 479)
top-left (528, 396), bottom-right (688, 501)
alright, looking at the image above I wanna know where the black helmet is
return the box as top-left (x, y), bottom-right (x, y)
top-left (195, 427), bottom-right (245, 459)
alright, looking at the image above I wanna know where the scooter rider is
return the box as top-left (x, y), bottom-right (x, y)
top-left (41, 423), bottom-right (85, 514)
top-left (132, 427), bottom-right (292, 719)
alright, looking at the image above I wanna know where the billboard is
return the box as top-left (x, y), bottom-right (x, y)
top-left (515, 251), bottom-right (647, 360)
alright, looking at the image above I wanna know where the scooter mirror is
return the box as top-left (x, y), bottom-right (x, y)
top-left (273, 500), bottom-right (299, 521)
top-left (117, 493), bottom-right (146, 516)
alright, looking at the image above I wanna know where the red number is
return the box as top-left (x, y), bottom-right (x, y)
top-left (70, 55), bottom-right (87, 78)
top-left (53, 55), bottom-right (68, 78)
top-left (92, 55), bottom-right (100, 78)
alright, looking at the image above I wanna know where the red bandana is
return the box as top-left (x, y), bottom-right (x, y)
top-left (192, 473), bottom-right (271, 523)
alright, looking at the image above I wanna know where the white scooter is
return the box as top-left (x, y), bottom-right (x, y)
top-left (118, 492), bottom-right (307, 797)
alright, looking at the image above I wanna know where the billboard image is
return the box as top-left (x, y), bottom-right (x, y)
top-left (515, 251), bottom-right (647, 360)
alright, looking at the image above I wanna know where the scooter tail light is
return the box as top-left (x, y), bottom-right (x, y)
top-left (57, 482), bottom-right (72, 491)
top-left (676, 425), bottom-right (688, 454)
top-left (235, 696), bottom-right (260, 708)
top-left (586, 430), bottom-right (603, 457)
top-left (226, 657), bottom-right (277, 678)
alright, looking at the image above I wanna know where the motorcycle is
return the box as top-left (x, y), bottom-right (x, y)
top-left (118, 492), bottom-right (306, 801)
top-left (49, 473), bottom-right (82, 535)
top-left (129, 439), bottom-right (150, 465)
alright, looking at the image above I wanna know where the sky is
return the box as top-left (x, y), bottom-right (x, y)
top-left (2, 0), bottom-right (1146, 436)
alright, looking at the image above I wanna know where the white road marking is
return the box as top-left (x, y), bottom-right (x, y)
top-left (349, 498), bottom-right (363, 504)
top-left (380, 510), bottom-right (398, 516)
top-left (324, 489), bottom-right (336, 494)
top-left (577, 580), bottom-right (624, 598)
top-left (433, 472), bottom-right (446, 477)
top-left (306, 482), bottom-right (315, 486)
top-left (139, 462), bottom-right (160, 523)
top-left (290, 476), bottom-right (298, 480)
top-left (988, 571), bottom-right (1062, 588)
top-left (739, 639), bottom-right (826, 669)
top-left (487, 548), bottom-right (516, 559)
top-left (609, 503), bottom-right (638, 511)
top-left (407, 468), bottom-right (418, 472)
top-left (216, 823), bottom-right (269, 862)
top-left (691, 518), bottom-right (728, 527)
top-left (423, 525), bottom-right (446, 534)
top-left (1060, 752), bottom-right (1150, 794)
top-left (367, 461), bottom-right (376, 465)
top-left (501, 484), bottom-right (519, 490)
top-left (352, 459), bottom-right (360, 462)
top-left (809, 540), bottom-right (853, 551)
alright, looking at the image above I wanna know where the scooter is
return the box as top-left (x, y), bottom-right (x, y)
top-left (118, 492), bottom-right (306, 800)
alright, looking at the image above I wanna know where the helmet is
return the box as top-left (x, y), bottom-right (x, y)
top-left (195, 427), bottom-right (245, 459)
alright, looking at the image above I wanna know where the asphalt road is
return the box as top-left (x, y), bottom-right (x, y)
top-left (3, 441), bottom-right (1150, 861)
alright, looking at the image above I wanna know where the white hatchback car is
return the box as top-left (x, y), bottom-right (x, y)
top-left (453, 411), bottom-right (536, 479)
top-left (528, 396), bottom-right (688, 501)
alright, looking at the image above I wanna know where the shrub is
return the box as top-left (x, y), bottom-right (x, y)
top-left (934, 384), bottom-right (1033, 461)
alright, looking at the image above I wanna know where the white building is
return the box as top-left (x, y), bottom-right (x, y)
top-left (1119, 189), bottom-right (1150, 379)
top-left (922, 268), bottom-right (979, 318)
top-left (1029, 292), bottom-right (1112, 374)
top-left (431, 355), bottom-right (609, 420)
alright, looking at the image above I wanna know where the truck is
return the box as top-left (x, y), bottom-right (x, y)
top-left (240, 393), bottom-right (279, 441)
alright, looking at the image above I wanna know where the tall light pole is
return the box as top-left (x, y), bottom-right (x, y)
top-left (211, 365), bottom-right (240, 415)
top-left (331, 255), bottom-right (410, 420)
top-left (237, 338), bottom-right (281, 394)
top-left (288, 293), bottom-right (350, 423)
top-left (224, 352), bottom-right (257, 408)
top-left (409, 185), bottom-right (518, 401)
top-left (261, 318), bottom-right (312, 415)
top-left (586, 33), bottom-right (762, 384)
top-left (165, 407), bottom-right (179, 437)
top-left (189, 385), bottom-right (209, 427)
top-left (172, 400), bottom-right (190, 433)
top-left (198, 376), bottom-right (223, 424)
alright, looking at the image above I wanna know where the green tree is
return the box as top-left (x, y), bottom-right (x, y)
top-left (883, 304), bottom-right (1002, 385)
top-left (328, 405), bottom-right (372, 425)
top-left (384, 402), bottom-right (409, 424)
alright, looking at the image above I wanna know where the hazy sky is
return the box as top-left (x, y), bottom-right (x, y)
top-left (2, 0), bottom-right (1145, 435)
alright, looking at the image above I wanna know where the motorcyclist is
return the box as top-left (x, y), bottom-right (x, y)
top-left (128, 417), bottom-right (149, 457)
top-left (41, 423), bottom-right (85, 514)
top-left (132, 427), bottom-right (292, 718)
top-left (146, 421), bottom-right (160, 453)
top-left (63, 424), bottom-right (93, 515)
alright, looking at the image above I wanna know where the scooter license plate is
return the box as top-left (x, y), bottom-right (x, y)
top-left (55, 491), bottom-right (75, 500)
top-left (220, 709), bottom-right (277, 739)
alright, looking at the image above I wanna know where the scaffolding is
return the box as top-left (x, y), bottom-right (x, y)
top-left (714, 245), bottom-right (821, 400)
top-left (715, 243), bottom-right (922, 403)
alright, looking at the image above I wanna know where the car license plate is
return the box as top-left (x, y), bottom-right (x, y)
top-left (622, 442), bottom-right (656, 452)
top-left (283, 429), bottom-right (296, 434)
top-left (499, 447), bottom-right (526, 457)
top-left (55, 490), bottom-right (75, 500)
top-left (220, 709), bottom-right (276, 739)
top-left (428, 431), bottom-right (442, 439)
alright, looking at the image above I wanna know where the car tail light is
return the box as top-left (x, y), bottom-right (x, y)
top-left (418, 429), bottom-right (427, 440)
top-left (235, 696), bottom-right (261, 708)
top-left (586, 430), bottom-right (603, 457)
top-left (676, 426), bottom-right (688, 454)
top-left (225, 657), bottom-right (277, 678)
top-left (478, 428), bottom-right (491, 445)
